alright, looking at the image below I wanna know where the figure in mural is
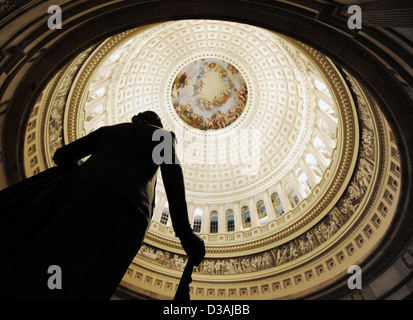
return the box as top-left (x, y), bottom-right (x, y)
top-left (0, 110), bottom-right (205, 299)
top-left (172, 72), bottom-right (189, 91)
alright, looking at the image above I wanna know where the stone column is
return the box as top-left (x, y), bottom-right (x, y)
top-left (248, 198), bottom-right (260, 228)
top-left (201, 206), bottom-right (209, 234)
top-left (233, 203), bottom-right (242, 232)
top-left (263, 191), bottom-right (277, 220)
top-left (218, 204), bottom-right (225, 234)
top-left (277, 181), bottom-right (293, 213)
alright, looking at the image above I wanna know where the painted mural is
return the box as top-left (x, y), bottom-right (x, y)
top-left (171, 58), bottom-right (247, 130)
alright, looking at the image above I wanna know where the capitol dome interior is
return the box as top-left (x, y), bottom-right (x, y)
top-left (0, 0), bottom-right (412, 301)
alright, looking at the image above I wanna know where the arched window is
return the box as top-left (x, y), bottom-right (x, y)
top-left (271, 192), bottom-right (284, 216)
top-left (241, 206), bottom-right (251, 229)
top-left (318, 99), bottom-right (336, 119)
top-left (305, 153), bottom-right (323, 180)
top-left (296, 168), bottom-right (311, 197)
top-left (88, 86), bottom-right (106, 101)
top-left (226, 209), bottom-right (235, 232)
top-left (85, 104), bottom-right (103, 121)
top-left (193, 215), bottom-right (202, 233)
top-left (210, 210), bottom-right (218, 233)
top-left (314, 79), bottom-right (331, 97)
top-left (107, 51), bottom-right (121, 63)
top-left (160, 207), bottom-right (170, 225)
top-left (256, 200), bottom-right (267, 219)
top-left (193, 208), bottom-right (203, 233)
top-left (317, 118), bottom-right (336, 140)
top-left (313, 137), bottom-right (331, 164)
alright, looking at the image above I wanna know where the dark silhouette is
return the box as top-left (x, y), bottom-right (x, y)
top-left (174, 259), bottom-right (195, 300)
top-left (0, 111), bottom-right (205, 299)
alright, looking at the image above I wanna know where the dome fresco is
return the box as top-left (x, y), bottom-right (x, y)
top-left (171, 58), bottom-right (248, 131)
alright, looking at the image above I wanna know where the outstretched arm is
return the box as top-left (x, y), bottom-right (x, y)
top-left (161, 163), bottom-right (192, 236)
top-left (160, 133), bottom-right (205, 266)
top-left (53, 128), bottom-right (104, 168)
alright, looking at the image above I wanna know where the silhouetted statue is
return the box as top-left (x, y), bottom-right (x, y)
top-left (0, 111), bottom-right (205, 299)
top-left (174, 259), bottom-right (195, 300)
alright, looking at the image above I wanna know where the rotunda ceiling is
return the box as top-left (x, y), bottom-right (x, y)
top-left (21, 19), bottom-right (402, 300)
top-left (65, 20), bottom-right (343, 205)
top-left (24, 19), bottom-right (362, 250)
